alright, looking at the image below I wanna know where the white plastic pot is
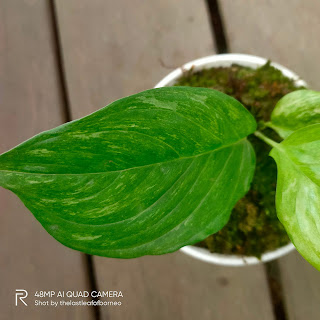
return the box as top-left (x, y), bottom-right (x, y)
top-left (155, 53), bottom-right (306, 266)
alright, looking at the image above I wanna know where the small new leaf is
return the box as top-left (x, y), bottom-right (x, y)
top-left (0, 87), bottom-right (256, 258)
top-left (269, 90), bottom-right (320, 138)
top-left (270, 124), bottom-right (320, 270)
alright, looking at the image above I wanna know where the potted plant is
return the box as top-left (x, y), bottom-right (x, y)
top-left (0, 54), bottom-right (319, 270)
top-left (155, 54), bottom-right (307, 266)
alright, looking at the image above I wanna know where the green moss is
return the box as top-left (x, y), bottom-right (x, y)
top-left (175, 62), bottom-right (303, 257)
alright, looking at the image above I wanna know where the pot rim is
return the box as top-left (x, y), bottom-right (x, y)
top-left (154, 53), bottom-right (306, 266)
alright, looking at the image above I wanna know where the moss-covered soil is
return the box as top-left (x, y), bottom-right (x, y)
top-left (175, 62), bottom-right (303, 258)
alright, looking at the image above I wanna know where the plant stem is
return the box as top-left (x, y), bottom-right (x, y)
top-left (264, 121), bottom-right (278, 131)
top-left (254, 131), bottom-right (279, 148)
top-left (257, 120), bottom-right (268, 130)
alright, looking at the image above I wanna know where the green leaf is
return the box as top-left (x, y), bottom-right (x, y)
top-left (270, 124), bottom-right (320, 270)
top-left (269, 90), bottom-right (320, 139)
top-left (0, 87), bottom-right (256, 258)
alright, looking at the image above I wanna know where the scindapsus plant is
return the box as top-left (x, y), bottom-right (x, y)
top-left (0, 87), bottom-right (319, 269)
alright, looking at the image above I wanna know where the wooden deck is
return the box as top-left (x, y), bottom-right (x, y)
top-left (1, 1), bottom-right (320, 319)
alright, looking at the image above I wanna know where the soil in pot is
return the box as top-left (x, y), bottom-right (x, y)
top-left (175, 62), bottom-right (304, 258)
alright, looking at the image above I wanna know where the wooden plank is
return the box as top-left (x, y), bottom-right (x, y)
top-left (54, 0), bottom-right (215, 117)
top-left (0, 1), bottom-right (93, 319)
top-left (94, 252), bottom-right (274, 320)
top-left (54, 0), bottom-right (275, 319)
top-left (220, 1), bottom-right (320, 318)
top-left (220, 0), bottom-right (320, 89)
top-left (279, 252), bottom-right (320, 320)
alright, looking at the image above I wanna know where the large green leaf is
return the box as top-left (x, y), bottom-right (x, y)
top-left (270, 124), bottom-right (320, 270)
top-left (269, 90), bottom-right (320, 139)
top-left (0, 87), bottom-right (256, 258)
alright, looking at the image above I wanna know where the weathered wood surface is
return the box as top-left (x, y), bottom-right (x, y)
top-left (54, 0), bottom-right (275, 319)
top-left (279, 252), bottom-right (320, 320)
top-left (0, 1), bottom-right (93, 319)
top-left (220, 1), bottom-right (320, 318)
top-left (220, 0), bottom-right (320, 90)
top-left (94, 252), bottom-right (275, 320)
top-left (54, 0), bottom-right (215, 116)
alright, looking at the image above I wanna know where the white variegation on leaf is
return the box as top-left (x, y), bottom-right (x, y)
top-left (269, 90), bottom-right (320, 138)
top-left (270, 123), bottom-right (320, 270)
top-left (0, 87), bottom-right (256, 258)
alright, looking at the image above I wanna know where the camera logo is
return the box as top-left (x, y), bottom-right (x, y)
top-left (15, 289), bottom-right (28, 306)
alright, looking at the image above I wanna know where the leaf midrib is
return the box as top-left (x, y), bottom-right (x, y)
top-left (0, 138), bottom-right (247, 177)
